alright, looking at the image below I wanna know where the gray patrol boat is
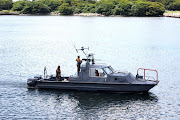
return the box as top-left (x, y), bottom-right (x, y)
top-left (27, 47), bottom-right (159, 93)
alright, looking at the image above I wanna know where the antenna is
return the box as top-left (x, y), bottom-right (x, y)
top-left (73, 45), bottom-right (78, 53)
top-left (44, 66), bottom-right (47, 78)
top-left (77, 46), bottom-right (89, 51)
top-left (76, 47), bottom-right (97, 65)
top-left (77, 46), bottom-right (89, 56)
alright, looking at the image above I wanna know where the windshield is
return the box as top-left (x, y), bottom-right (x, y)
top-left (103, 66), bottom-right (115, 74)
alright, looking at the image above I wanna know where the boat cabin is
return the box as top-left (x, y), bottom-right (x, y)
top-left (69, 54), bottom-right (135, 84)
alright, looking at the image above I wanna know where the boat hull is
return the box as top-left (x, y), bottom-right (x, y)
top-left (36, 81), bottom-right (156, 93)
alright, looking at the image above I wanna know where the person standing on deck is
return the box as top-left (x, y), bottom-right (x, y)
top-left (76, 56), bottom-right (82, 75)
top-left (56, 65), bottom-right (61, 81)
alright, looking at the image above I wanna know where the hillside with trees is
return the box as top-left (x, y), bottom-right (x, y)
top-left (0, 0), bottom-right (12, 10)
top-left (0, 0), bottom-right (180, 16)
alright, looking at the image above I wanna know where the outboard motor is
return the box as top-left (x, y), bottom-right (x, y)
top-left (27, 75), bottom-right (42, 87)
top-left (34, 75), bottom-right (42, 80)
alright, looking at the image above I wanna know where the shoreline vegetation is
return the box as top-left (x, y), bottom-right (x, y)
top-left (0, 0), bottom-right (180, 18)
top-left (1, 10), bottom-right (180, 18)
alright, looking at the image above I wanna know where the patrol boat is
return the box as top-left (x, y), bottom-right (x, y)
top-left (27, 47), bottom-right (159, 93)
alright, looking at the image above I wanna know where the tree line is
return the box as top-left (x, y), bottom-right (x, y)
top-left (0, 0), bottom-right (180, 16)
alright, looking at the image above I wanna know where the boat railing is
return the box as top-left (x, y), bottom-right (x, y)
top-left (137, 68), bottom-right (158, 82)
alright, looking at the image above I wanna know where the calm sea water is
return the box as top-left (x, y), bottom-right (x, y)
top-left (0, 16), bottom-right (180, 119)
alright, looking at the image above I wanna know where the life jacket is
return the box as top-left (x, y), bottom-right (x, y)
top-left (56, 68), bottom-right (61, 76)
top-left (76, 58), bottom-right (81, 64)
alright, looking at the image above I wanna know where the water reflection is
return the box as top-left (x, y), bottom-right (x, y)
top-left (32, 90), bottom-right (159, 119)
top-left (69, 91), bottom-right (158, 108)
top-left (36, 89), bottom-right (158, 100)
top-left (35, 90), bottom-right (158, 106)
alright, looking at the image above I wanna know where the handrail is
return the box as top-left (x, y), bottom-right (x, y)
top-left (137, 68), bottom-right (158, 81)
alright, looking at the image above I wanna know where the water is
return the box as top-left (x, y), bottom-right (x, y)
top-left (0, 16), bottom-right (180, 119)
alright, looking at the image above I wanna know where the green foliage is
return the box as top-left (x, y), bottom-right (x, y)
top-left (112, 2), bottom-right (133, 16)
top-left (21, 1), bottom-right (50, 14)
top-left (119, 2), bottom-right (133, 16)
top-left (11, 0), bottom-right (27, 11)
top-left (0, 0), bottom-right (12, 10)
top-left (72, 6), bottom-right (81, 14)
top-left (7, 0), bottom-right (169, 16)
top-left (39, 0), bottom-right (61, 11)
top-left (146, 0), bottom-right (180, 10)
top-left (70, 0), bottom-right (96, 14)
top-left (96, 0), bottom-right (115, 16)
top-left (166, 1), bottom-right (180, 11)
top-left (63, 0), bottom-right (71, 5)
top-left (82, 3), bottom-right (96, 13)
top-left (113, 5), bottom-right (123, 15)
top-left (95, 0), bottom-right (165, 16)
top-left (58, 3), bottom-right (73, 15)
top-left (134, 1), bottom-right (165, 16)
top-left (165, 0), bottom-right (176, 6)
top-left (147, 0), bottom-right (166, 5)
top-left (59, 0), bottom-right (97, 14)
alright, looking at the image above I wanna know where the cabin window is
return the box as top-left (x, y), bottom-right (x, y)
top-left (89, 68), bottom-right (105, 77)
top-left (103, 67), bottom-right (114, 74)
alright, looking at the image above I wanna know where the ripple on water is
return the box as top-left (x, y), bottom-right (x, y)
top-left (0, 16), bottom-right (180, 119)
